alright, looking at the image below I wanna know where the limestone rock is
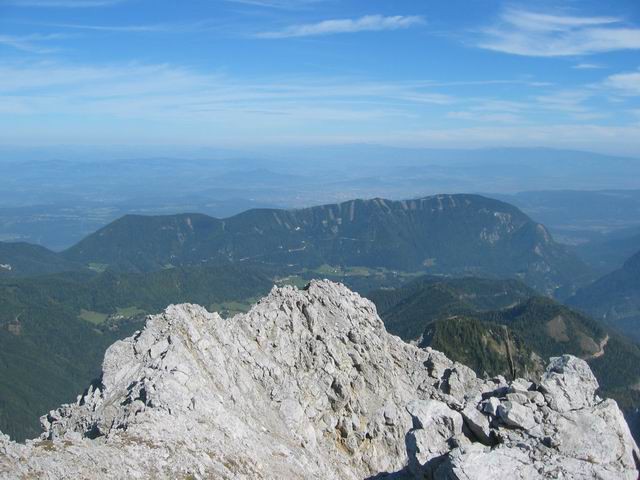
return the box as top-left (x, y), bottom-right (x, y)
top-left (497, 401), bottom-right (537, 430)
top-left (437, 444), bottom-right (540, 479)
top-left (406, 399), bottom-right (464, 476)
top-left (481, 397), bottom-right (501, 416)
top-left (461, 404), bottom-right (492, 445)
top-left (0, 281), bottom-right (637, 480)
top-left (539, 354), bottom-right (599, 412)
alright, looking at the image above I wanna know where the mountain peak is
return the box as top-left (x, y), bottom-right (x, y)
top-left (1, 281), bottom-right (637, 479)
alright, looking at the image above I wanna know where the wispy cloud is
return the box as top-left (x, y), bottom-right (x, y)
top-left (0, 60), bottom-right (455, 124)
top-left (1, 0), bottom-right (124, 6)
top-left (604, 71), bottom-right (640, 95)
top-left (534, 90), bottom-right (593, 113)
top-left (0, 58), bottom-right (636, 153)
top-left (42, 23), bottom-right (168, 32)
top-left (478, 8), bottom-right (640, 57)
top-left (573, 63), bottom-right (604, 70)
top-left (0, 33), bottom-right (66, 53)
top-left (256, 14), bottom-right (424, 39)
top-left (446, 111), bottom-right (522, 123)
top-left (33, 21), bottom-right (213, 33)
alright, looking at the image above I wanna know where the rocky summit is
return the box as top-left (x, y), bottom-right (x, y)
top-left (0, 281), bottom-right (638, 479)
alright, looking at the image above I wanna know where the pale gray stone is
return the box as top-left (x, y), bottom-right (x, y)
top-left (461, 404), bottom-right (492, 445)
top-left (497, 401), bottom-right (537, 430)
top-left (406, 399), bottom-right (463, 477)
top-left (481, 397), bottom-right (501, 416)
top-left (539, 355), bottom-right (599, 412)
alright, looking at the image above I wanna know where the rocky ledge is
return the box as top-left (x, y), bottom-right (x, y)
top-left (0, 280), bottom-right (638, 479)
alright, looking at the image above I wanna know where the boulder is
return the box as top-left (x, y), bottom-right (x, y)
top-left (497, 401), bottom-right (537, 430)
top-left (461, 404), bottom-right (493, 445)
top-left (406, 399), bottom-right (464, 475)
top-left (539, 355), bottom-right (599, 412)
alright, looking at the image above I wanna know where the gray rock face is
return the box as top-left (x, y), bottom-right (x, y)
top-left (0, 281), bottom-right (637, 479)
top-left (539, 354), bottom-right (600, 412)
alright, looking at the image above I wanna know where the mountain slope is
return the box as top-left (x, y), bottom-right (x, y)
top-left (63, 194), bottom-right (590, 294)
top-left (0, 241), bottom-right (81, 277)
top-left (367, 276), bottom-right (536, 340)
top-left (421, 315), bottom-right (540, 380)
top-left (569, 250), bottom-right (640, 342)
top-left (476, 297), bottom-right (608, 362)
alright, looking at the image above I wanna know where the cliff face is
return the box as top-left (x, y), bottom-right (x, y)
top-left (1, 281), bottom-right (637, 479)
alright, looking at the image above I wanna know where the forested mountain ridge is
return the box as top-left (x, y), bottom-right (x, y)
top-left (62, 194), bottom-right (590, 295)
top-left (367, 276), bottom-right (536, 340)
top-left (0, 241), bottom-right (81, 278)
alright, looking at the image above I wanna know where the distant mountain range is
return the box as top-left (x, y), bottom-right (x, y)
top-left (57, 194), bottom-right (590, 295)
top-left (569, 249), bottom-right (640, 342)
top-left (2, 147), bottom-right (639, 250)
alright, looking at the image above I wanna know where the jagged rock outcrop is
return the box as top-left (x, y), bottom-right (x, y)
top-left (0, 281), bottom-right (637, 479)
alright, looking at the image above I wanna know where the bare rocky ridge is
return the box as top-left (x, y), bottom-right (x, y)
top-left (0, 280), bottom-right (638, 479)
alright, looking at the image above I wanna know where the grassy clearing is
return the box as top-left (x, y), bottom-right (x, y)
top-left (307, 264), bottom-right (421, 279)
top-left (116, 306), bottom-right (146, 317)
top-left (78, 309), bottom-right (108, 324)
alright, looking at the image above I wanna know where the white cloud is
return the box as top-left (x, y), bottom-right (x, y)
top-left (604, 71), bottom-right (640, 95)
top-left (0, 60), bottom-right (454, 123)
top-left (572, 63), bottom-right (603, 69)
top-left (534, 90), bottom-right (593, 113)
top-left (478, 8), bottom-right (640, 57)
top-left (0, 33), bottom-right (66, 53)
top-left (35, 21), bottom-right (209, 33)
top-left (446, 111), bottom-right (521, 123)
top-left (570, 112), bottom-right (608, 121)
top-left (500, 10), bottom-right (619, 32)
top-left (256, 14), bottom-right (424, 39)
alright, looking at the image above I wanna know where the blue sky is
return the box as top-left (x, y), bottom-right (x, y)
top-left (1, 0), bottom-right (640, 155)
